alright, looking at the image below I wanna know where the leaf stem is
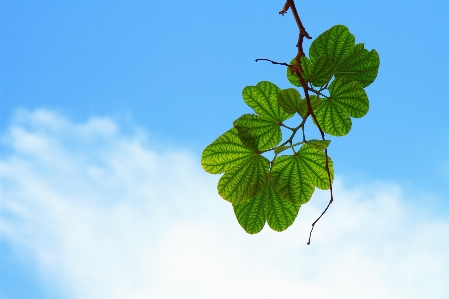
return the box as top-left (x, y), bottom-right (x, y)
top-left (308, 86), bottom-right (330, 99)
top-left (280, 113), bottom-right (308, 147)
top-left (280, 123), bottom-right (295, 131)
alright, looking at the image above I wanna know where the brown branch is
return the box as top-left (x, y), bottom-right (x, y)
top-left (255, 58), bottom-right (292, 67)
top-left (307, 149), bottom-right (334, 245)
top-left (279, 1), bottom-right (290, 15)
top-left (284, 0), bottom-right (334, 245)
top-left (287, 0), bottom-right (311, 53)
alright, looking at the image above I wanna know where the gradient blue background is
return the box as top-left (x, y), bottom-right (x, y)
top-left (1, 1), bottom-right (448, 298)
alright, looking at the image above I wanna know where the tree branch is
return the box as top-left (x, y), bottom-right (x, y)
top-left (283, 0), bottom-right (334, 245)
top-left (255, 58), bottom-right (292, 67)
top-left (307, 148), bottom-right (334, 245)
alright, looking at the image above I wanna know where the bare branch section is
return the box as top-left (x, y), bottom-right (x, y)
top-left (255, 58), bottom-right (292, 67)
top-left (307, 148), bottom-right (334, 245)
top-left (279, 2), bottom-right (290, 15)
top-left (280, 0), bottom-right (335, 245)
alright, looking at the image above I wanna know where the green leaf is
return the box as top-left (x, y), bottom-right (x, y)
top-left (277, 88), bottom-right (302, 115)
top-left (242, 81), bottom-right (291, 122)
top-left (274, 141), bottom-right (306, 155)
top-left (278, 88), bottom-right (321, 118)
top-left (274, 141), bottom-right (304, 154)
top-left (334, 44), bottom-right (380, 87)
top-left (297, 144), bottom-right (334, 190)
top-left (271, 155), bottom-right (315, 205)
top-left (306, 139), bottom-right (331, 150)
top-left (313, 99), bottom-right (352, 136)
top-left (286, 57), bottom-right (302, 87)
top-left (201, 128), bottom-right (254, 174)
top-left (329, 76), bottom-right (369, 118)
top-left (287, 56), bottom-right (333, 88)
top-left (232, 180), bottom-right (300, 234)
top-left (309, 25), bottom-right (380, 87)
top-left (233, 187), bottom-right (267, 234)
top-left (274, 145), bottom-right (292, 155)
top-left (218, 155), bottom-right (269, 204)
top-left (297, 95), bottom-right (322, 118)
top-left (308, 54), bottom-right (334, 87)
top-left (300, 56), bottom-right (313, 82)
top-left (234, 114), bottom-right (282, 151)
top-left (266, 182), bottom-right (300, 232)
top-left (313, 77), bottom-right (368, 136)
top-left (309, 25), bottom-right (355, 69)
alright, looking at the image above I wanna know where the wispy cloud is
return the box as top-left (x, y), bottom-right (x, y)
top-left (1, 108), bottom-right (448, 298)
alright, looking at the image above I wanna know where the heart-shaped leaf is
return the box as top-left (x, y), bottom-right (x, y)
top-left (218, 154), bottom-right (269, 204)
top-left (297, 144), bottom-right (334, 190)
top-left (313, 76), bottom-right (368, 136)
top-left (201, 128), bottom-right (255, 174)
top-left (309, 25), bottom-right (379, 87)
top-left (242, 81), bottom-right (292, 122)
top-left (271, 155), bottom-right (315, 205)
top-left (234, 114), bottom-right (282, 151)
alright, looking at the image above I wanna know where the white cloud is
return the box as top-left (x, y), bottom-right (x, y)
top-left (1, 108), bottom-right (448, 299)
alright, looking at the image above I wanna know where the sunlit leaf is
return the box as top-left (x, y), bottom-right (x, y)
top-left (309, 25), bottom-right (355, 67)
top-left (266, 182), bottom-right (300, 232)
top-left (242, 81), bottom-right (292, 122)
top-left (297, 144), bottom-right (334, 190)
top-left (313, 76), bottom-right (368, 136)
top-left (297, 95), bottom-right (322, 118)
top-left (286, 57), bottom-right (302, 87)
top-left (309, 25), bottom-right (380, 87)
top-left (274, 141), bottom-right (305, 155)
top-left (329, 74), bottom-right (369, 118)
top-left (308, 54), bottom-right (334, 87)
top-left (234, 114), bottom-right (282, 151)
top-left (218, 155), bottom-right (269, 204)
top-left (277, 88), bottom-right (302, 115)
top-left (271, 155), bottom-right (315, 205)
top-left (335, 44), bottom-right (380, 87)
top-left (278, 87), bottom-right (322, 118)
top-left (305, 139), bottom-right (331, 151)
top-left (233, 180), bottom-right (300, 234)
top-left (313, 99), bottom-right (352, 136)
top-left (201, 128), bottom-right (254, 174)
top-left (274, 145), bottom-right (292, 155)
top-left (287, 56), bottom-right (334, 88)
top-left (233, 188), bottom-right (266, 234)
top-left (300, 56), bottom-right (313, 82)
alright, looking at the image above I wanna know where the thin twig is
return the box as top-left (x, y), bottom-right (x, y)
top-left (307, 149), bottom-right (334, 244)
top-left (279, 1), bottom-right (290, 15)
top-left (308, 86), bottom-right (330, 99)
top-left (255, 58), bottom-right (292, 67)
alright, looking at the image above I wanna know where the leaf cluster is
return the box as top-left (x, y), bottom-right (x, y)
top-left (201, 25), bottom-right (379, 234)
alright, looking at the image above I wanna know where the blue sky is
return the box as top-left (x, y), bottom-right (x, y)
top-left (1, 1), bottom-right (448, 298)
